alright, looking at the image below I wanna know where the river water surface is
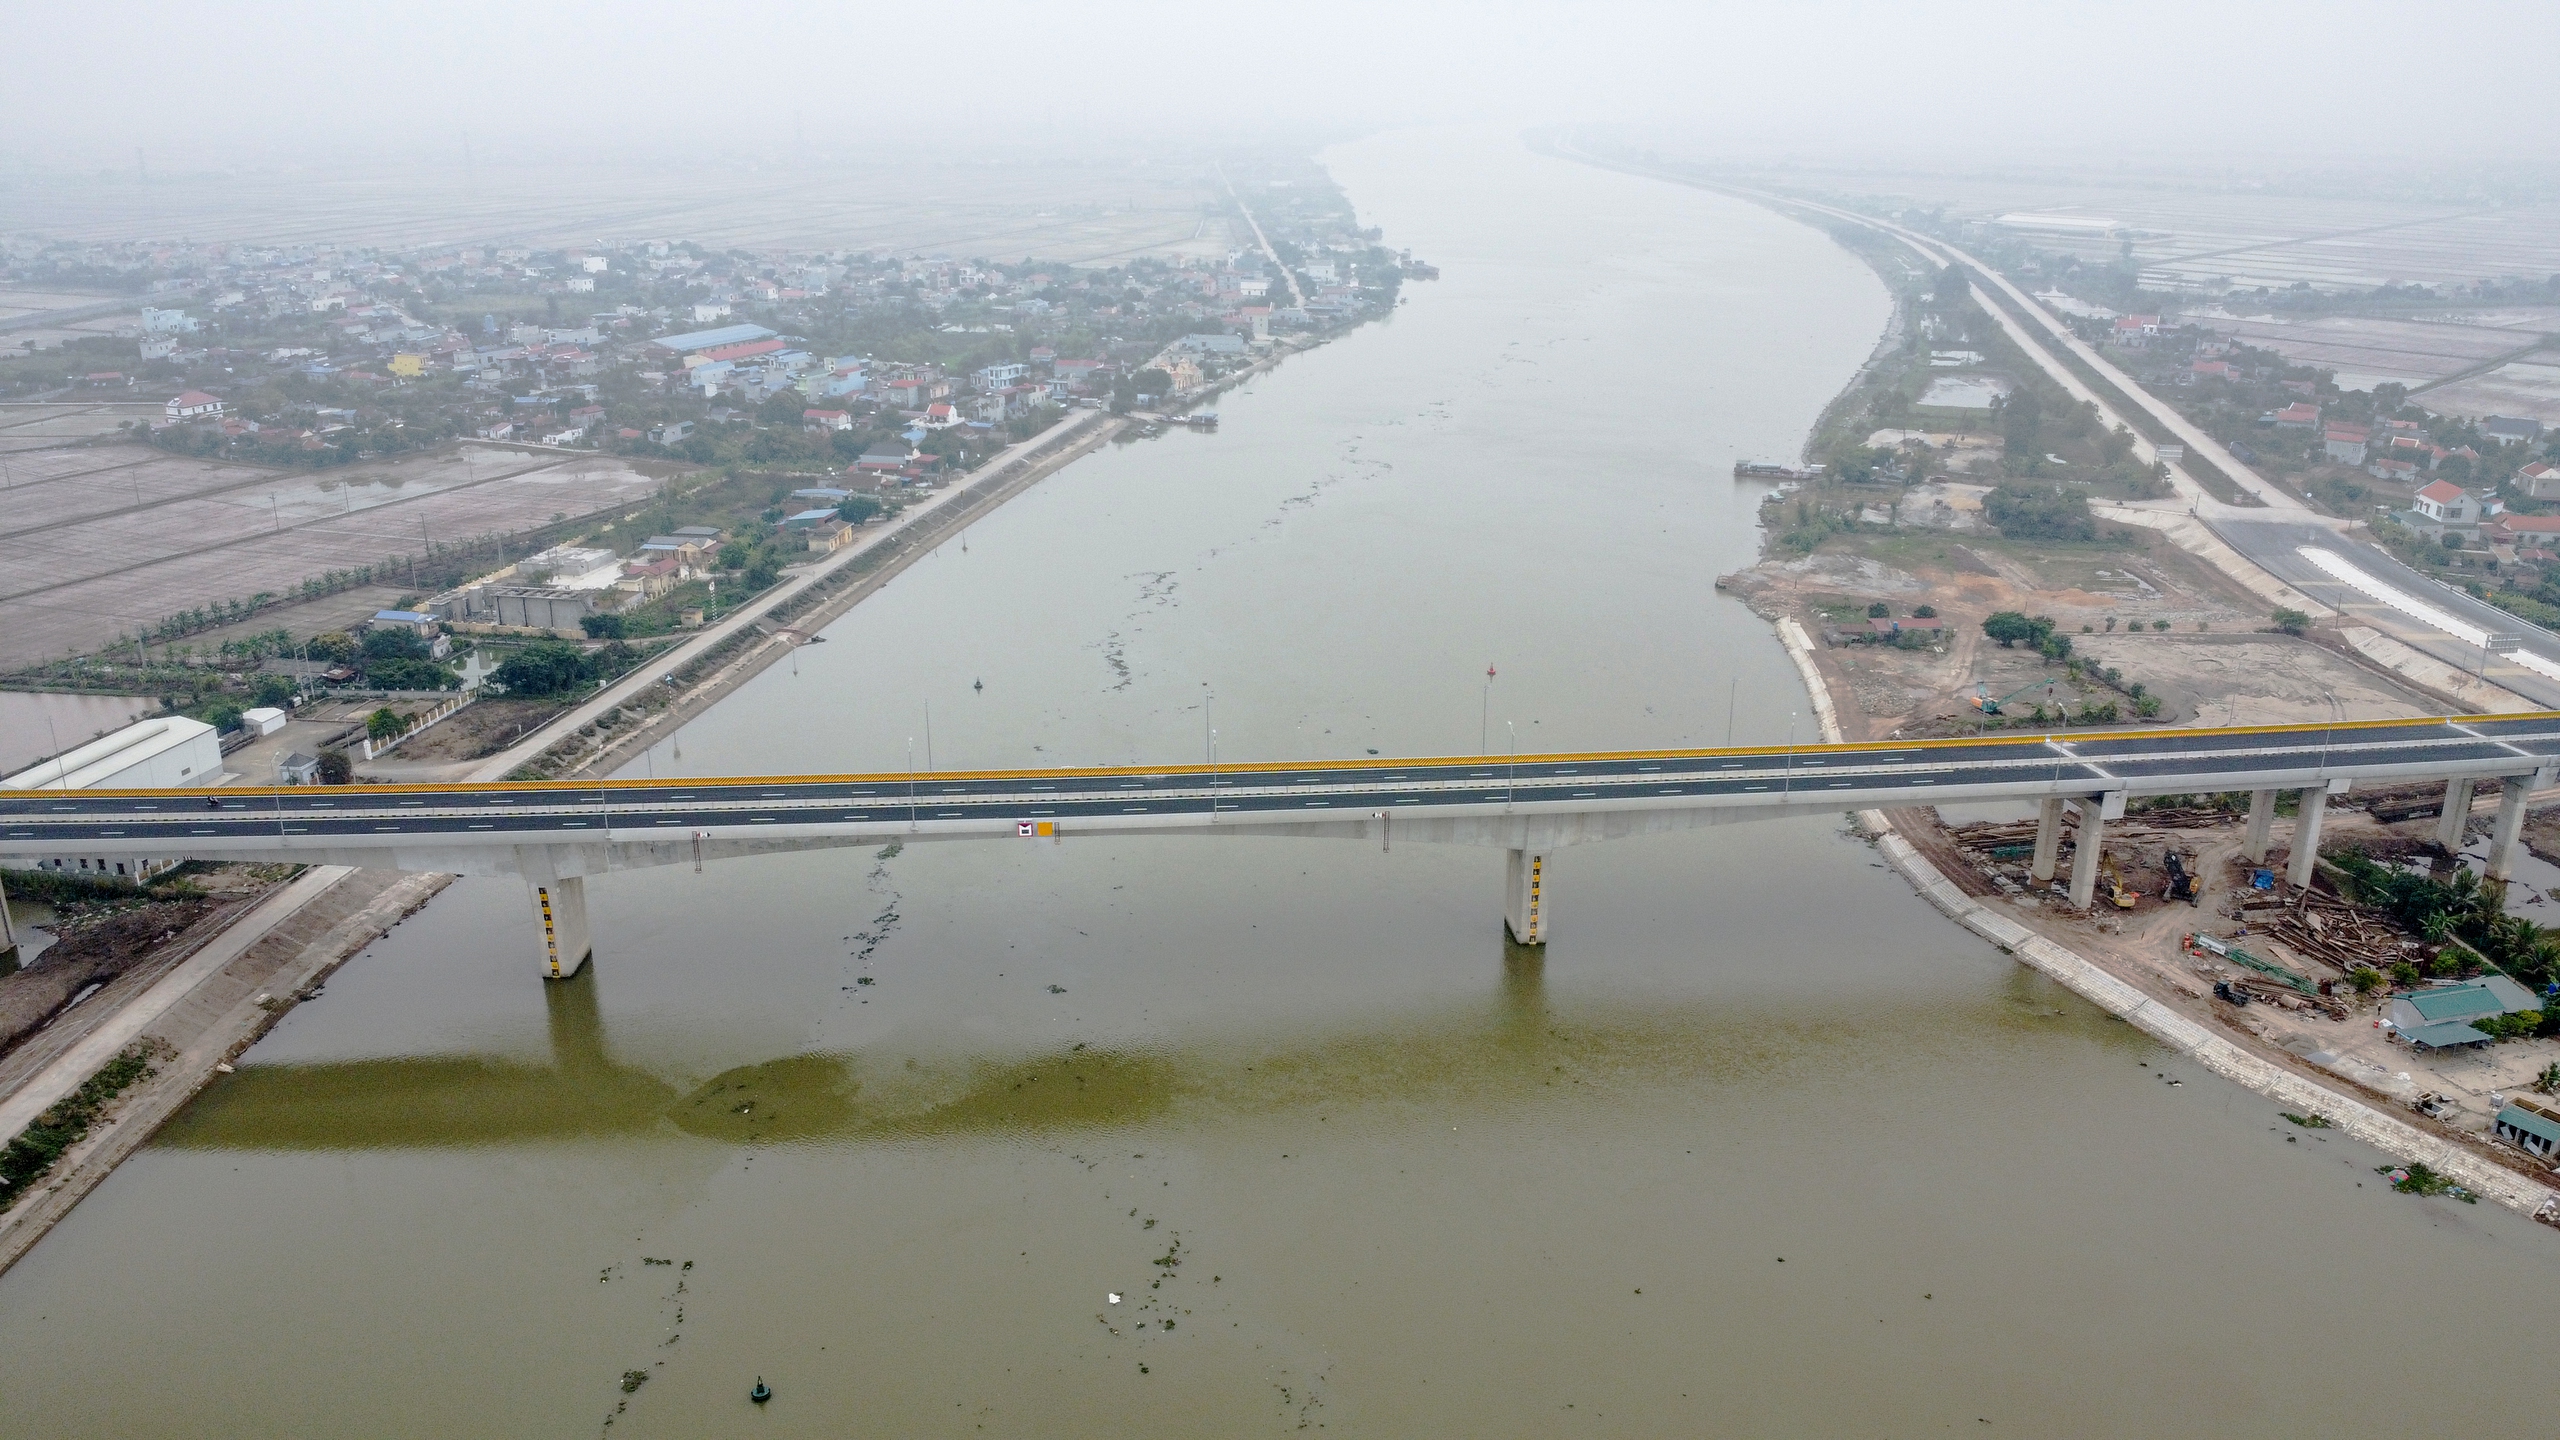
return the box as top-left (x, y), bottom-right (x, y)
top-left (4, 131), bottom-right (2555, 1438)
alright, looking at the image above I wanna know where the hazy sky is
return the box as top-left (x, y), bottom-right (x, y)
top-left (8, 0), bottom-right (2556, 170)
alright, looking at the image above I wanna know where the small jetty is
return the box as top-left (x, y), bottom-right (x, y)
top-left (1734, 460), bottom-right (1822, 481)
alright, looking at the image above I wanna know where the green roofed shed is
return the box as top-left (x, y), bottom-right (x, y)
top-left (2400, 1020), bottom-right (2492, 1049)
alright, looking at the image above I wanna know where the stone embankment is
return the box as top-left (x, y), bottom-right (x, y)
top-left (0, 867), bottom-right (451, 1277)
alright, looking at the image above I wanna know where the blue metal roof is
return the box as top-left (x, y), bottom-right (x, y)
top-left (650, 323), bottom-right (776, 353)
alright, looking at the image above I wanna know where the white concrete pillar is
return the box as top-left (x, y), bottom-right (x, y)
top-left (2436, 776), bottom-right (2476, 852)
top-left (529, 874), bottom-right (592, 980)
top-left (2487, 776), bottom-right (2533, 882)
top-left (2068, 805), bottom-right (2105, 911)
top-left (2244, 788), bottom-right (2277, 864)
top-left (1504, 848), bottom-right (1551, 946)
top-left (2289, 788), bottom-right (2328, 890)
top-left (0, 868), bottom-right (18, 973)
top-left (2031, 798), bottom-right (2065, 882)
top-left (518, 847), bottom-right (594, 980)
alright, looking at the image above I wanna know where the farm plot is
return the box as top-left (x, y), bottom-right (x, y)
top-left (1, 159), bottom-right (1229, 264)
top-left (0, 402), bottom-right (160, 453)
top-left (0, 444), bottom-right (677, 668)
top-left (2419, 360), bottom-right (2560, 426)
top-left (2183, 312), bottom-right (2538, 390)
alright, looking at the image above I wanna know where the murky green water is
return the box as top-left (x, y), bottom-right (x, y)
top-left (4, 131), bottom-right (2554, 1439)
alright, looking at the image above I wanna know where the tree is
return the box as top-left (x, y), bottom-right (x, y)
top-left (2270, 607), bottom-right (2311, 636)
top-left (836, 494), bottom-right (883, 524)
top-left (581, 613), bottom-right (628, 639)
top-left (367, 707), bottom-right (410, 741)
top-left (1983, 482), bottom-right (2096, 541)
top-left (1983, 611), bottom-right (2043, 647)
top-left (252, 674), bottom-right (297, 708)
top-left (316, 749), bottom-right (353, 785)
top-left (490, 640), bottom-right (594, 696)
top-left (1867, 601), bottom-right (1891, 618)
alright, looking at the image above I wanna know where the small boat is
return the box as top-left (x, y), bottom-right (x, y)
top-left (751, 1378), bottom-right (772, 1405)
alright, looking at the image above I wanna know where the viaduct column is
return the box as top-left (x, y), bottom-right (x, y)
top-left (1504, 848), bottom-right (1551, 946)
top-left (2289, 787), bottom-right (2329, 889)
top-left (2243, 789), bottom-right (2278, 864)
top-left (0, 869), bottom-right (17, 973)
top-left (2067, 802), bottom-right (2106, 911)
top-left (517, 847), bottom-right (595, 980)
top-left (2487, 776), bottom-right (2536, 881)
top-left (2030, 798), bottom-right (2065, 883)
top-left (2435, 777), bottom-right (2476, 852)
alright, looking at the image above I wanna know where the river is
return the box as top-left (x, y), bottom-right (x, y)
top-left (4, 130), bottom-right (2555, 1439)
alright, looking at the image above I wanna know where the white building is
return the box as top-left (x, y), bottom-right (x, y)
top-left (2, 716), bottom-right (224, 879)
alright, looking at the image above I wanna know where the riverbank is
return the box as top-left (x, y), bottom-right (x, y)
top-left (0, 866), bottom-right (450, 1276)
top-left (1686, 165), bottom-right (2560, 1220)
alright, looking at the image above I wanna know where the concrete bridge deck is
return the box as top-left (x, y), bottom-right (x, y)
top-left (9, 714), bottom-right (2557, 975)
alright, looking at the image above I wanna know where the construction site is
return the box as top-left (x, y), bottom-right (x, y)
top-left (1901, 782), bottom-right (2560, 1177)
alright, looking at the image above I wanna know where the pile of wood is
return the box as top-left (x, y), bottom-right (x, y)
top-left (1948, 812), bottom-right (2231, 853)
top-left (2246, 891), bottom-right (2418, 975)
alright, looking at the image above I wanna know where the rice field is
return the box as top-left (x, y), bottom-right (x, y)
top-left (2181, 311), bottom-right (2544, 390)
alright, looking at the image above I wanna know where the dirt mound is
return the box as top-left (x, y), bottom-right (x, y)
top-left (0, 899), bottom-right (215, 1059)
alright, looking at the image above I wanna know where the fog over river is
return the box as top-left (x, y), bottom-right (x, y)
top-left (3, 130), bottom-right (2552, 1439)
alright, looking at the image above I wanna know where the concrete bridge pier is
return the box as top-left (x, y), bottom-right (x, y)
top-left (2289, 787), bottom-right (2330, 889)
top-left (2067, 802), bottom-right (2105, 910)
top-left (0, 869), bottom-right (18, 974)
top-left (2243, 788), bottom-right (2277, 864)
top-left (517, 847), bottom-right (594, 980)
top-left (2487, 776), bottom-right (2536, 881)
top-left (2436, 777), bottom-right (2476, 852)
top-left (2030, 798), bottom-right (2065, 883)
top-left (1503, 848), bottom-right (1550, 946)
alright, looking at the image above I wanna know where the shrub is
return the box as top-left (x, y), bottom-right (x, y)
top-left (1867, 601), bottom-right (1891, 618)
top-left (316, 749), bottom-right (353, 784)
top-left (1983, 483), bottom-right (2097, 541)
top-left (1912, 604), bottom-right (1937, 618)
top-left (2271, 607), bottom-right (2311, 636)
top-left (580, 613), bottom-right (628, 639)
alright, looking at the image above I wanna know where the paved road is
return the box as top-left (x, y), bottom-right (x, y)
top-left (2211, 517), bottom-right (2560, 708)
top-left (13, 717), bottom-right (2560, 856)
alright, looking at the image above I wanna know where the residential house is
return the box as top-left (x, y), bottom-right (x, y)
top-left (647, 420), bottom-right (694, 446)
top-left (802, 408), bottom-right (852, 432)
top-left (2322, 424), bottom-right (2369, 466)
top-left (972, 362), bottom-right (1028, 391)
top-left (920, 402), bottom-right (960, 429)
top-left (2410, 478), bottom-right (2482, 525)
top-left (2189, 360), bottom-right (2239, 384)
top-left (2271, 402), bottom-right (2321, 430)
top-left (783, 508), bottom-right (839, 530)
top-left (2486, 514), bottom-right (2560, 549)
top-left (802, 518), bottom-right (858, 553)
top-left (2515, 460), bottom-right (2560, 500)
top-left (1179, 333), bottom-right (1247, 356)
top-left (164, 389), bottom-right (225, 421)
top-left (853, 440), bottom-right (914, 472)
top-left (2482, 415), bottom-right (2545, 447)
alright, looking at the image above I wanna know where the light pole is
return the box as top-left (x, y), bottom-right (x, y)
top-left (907, 736), bottom-right (917, 830)
top-left (1209, 727), bottom-right (1219, 822)
top-left (1726, 676), bottom-right (1738, 748)
top-left (1783, 711), bottom-right (1796, 797)
top-left (1482, 664), bottom-right (1495, 754)
top-left (1506, 720), bottom-right (1517, 809)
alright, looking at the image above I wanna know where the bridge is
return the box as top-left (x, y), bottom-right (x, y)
top-left (8, 714), bottom-right (2559, 978)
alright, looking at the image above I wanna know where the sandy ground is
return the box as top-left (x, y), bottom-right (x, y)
top-left (1722, 535), bottom-right (2439, 740)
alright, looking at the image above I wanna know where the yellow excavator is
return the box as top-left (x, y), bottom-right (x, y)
top-left (2097, 854), bottom-right (2140, 909)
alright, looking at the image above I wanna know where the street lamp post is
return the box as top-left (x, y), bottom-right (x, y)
top-left (907, 737), bottom-right (917, 830)
top-left (1506, 720), bottom-right (1517, 809)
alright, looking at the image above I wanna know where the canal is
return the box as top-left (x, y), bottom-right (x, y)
top-left (3, 130), bottom-right (2554, 1438)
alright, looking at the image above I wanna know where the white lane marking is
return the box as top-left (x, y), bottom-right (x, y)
top-left (2301, 546), bottom-right (2560, 685)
